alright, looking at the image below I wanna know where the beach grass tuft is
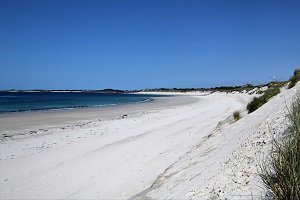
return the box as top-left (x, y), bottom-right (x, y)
top-left (233, 111), bottom-right (241, 121)
top-left (260, 95), bottom-right (300, 199)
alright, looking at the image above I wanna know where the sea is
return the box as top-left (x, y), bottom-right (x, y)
top-left (0, 91), bottom-right (159, 113)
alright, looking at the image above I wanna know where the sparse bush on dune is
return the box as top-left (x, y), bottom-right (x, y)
top-left (233, 111), bottom-right (241, 121)
top-left (247, 69), bottom-right (299, 113)
top-left (288, 68), bottom-right (300, 89)
top-left (267, 81), bottom-right (287, 89)
top-left (247, 97), bottom-right (265, 113)
top-left (247, 87), bottom-right (281, 113)
top-left (263, 87), bottom-right (281, 100)
top-left (260, 95), bottom-right (300, 199)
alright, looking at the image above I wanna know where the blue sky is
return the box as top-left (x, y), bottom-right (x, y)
top-left (0, 0), bottom-right (299, 90)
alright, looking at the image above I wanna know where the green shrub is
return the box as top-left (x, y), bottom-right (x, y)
top-left (247, 87), bottom-right (280, 113)
top-left (247, 97), bottom-right (264, 113)
top-left (260, 96), bottom-right (300, 199)
top-left (288, 68), bottom-right (300, 89)
top-left (233, 111), bottom-right (241, 121)
top-left (263, 87), bottom-right (281, 99)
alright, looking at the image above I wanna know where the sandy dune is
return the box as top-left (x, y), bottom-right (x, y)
top-left (0, 85), bottom-right (298, 199)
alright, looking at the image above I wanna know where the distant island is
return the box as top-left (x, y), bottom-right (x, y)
top-left (1, 81), bottom-right (288, 94)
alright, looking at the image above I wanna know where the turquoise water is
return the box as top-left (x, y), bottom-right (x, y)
top-left (0, 92), bottom-right (159, 113)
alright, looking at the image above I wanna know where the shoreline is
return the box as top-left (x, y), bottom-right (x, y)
top-left (0, 95), bottom-right (198, 138)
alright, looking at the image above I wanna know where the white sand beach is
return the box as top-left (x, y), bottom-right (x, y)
top-left (0, 84), bottom-right (299, 199)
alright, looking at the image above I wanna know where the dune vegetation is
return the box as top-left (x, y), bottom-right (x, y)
top-left (247, 69), bottom-right (299, 114)
top-left (233, 111), bottom-right (241, 121)
top-left (247, 86), bottom-right (281, 113)
top-left (288, 68), bottom-right (300, 89)
top-left (260, 95), bottom-right (300, 199)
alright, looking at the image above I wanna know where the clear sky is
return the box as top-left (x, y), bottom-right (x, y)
top-left (0, 0), bottom-right (299, 90)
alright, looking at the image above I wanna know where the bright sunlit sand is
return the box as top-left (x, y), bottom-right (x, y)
top-left (0, 83), bottom-right (299, 199)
